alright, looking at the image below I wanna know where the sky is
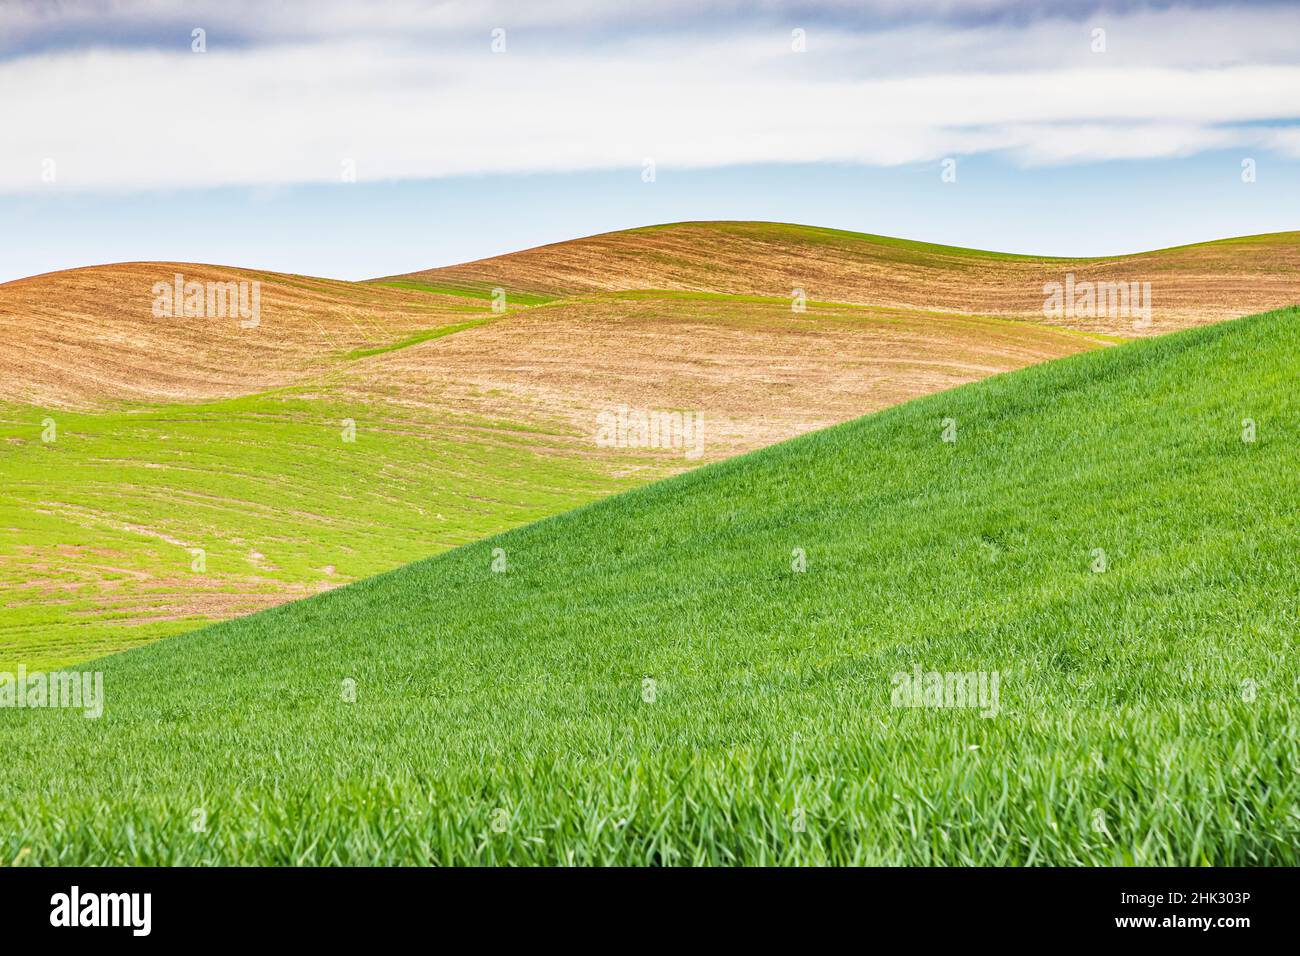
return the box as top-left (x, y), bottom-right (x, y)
top-left (3, 0), bottom-right (1299, 282)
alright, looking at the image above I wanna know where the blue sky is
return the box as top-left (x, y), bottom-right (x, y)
top-left (6, 154), bottom-right (1299, 282)
top-left (3, 0), bottom-right (1299, 281)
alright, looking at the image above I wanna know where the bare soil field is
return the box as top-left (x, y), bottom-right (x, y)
top-left (0, 263), bottom-right (491, 408)
top-left (399, 221), bottom-right (1300, 335)
top-left (333, 293), bottom-right (1107, 467)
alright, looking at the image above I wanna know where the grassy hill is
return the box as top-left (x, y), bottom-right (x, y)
top-left (2, 306), bottom-right (1296, 865)
top-left (4, 222), bottom-right (1298, 670)
top-left (2, 227), bottom-right (1130, 669)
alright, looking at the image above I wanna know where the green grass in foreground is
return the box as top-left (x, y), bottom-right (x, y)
top-left (2, 308), bottom-right (1298, 865)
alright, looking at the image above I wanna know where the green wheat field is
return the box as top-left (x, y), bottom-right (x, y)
top-left (1, 308), bottom-right (1297, 865)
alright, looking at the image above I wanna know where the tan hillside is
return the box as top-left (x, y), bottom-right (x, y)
top-left (6, 222), bottom-right (1297, 412)
top-left (394, 221), bottom-right (1300, 335)
top-left (0, 263), bottom-right (491, 408)
top-left (330, 293), bottom-right (1103, 465)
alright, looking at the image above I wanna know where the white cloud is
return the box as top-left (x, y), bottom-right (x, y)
top-left (0, 1), bottom-right (1159, 44)
top-left (3, 3), bottom-right (1300, 192)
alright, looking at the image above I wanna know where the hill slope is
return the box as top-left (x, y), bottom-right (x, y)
top-left (396, 221), bottom-right (1300, 334)
top-left (0, 263), bottom-right (494, 408)
top-left (3, 307), bottom-right (1296, 865)
top-left (1, 229), bottom-right (1123, 668)
top-left (5, 222), bottom-right (1296, 668)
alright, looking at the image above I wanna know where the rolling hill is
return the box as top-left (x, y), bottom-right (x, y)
top-left (394, 221), bottom-right (1300, 334)
top-left (2, 307), bottom-right (1295, 865)
top-left (2, 222), bottom-right (1298, 669)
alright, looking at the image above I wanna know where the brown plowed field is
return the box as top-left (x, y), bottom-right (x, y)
top-left (399, 221), bottom-right (1300, 336)
top-left (0, 262), bottom-right (486, 408)
top-left (332, 294), bottom-right (1106, 465)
